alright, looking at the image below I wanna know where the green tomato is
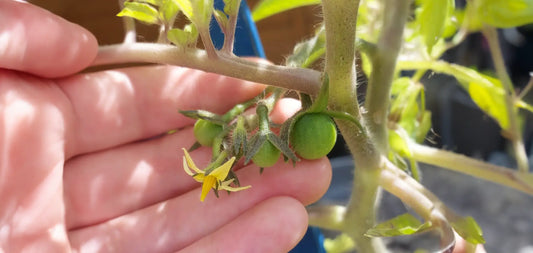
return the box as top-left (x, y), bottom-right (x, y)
top-left (252, 140), bottom-right (281, 168)
top-left (290, 113), bottom-right (337, 160)
top-left (193, 119), bottom-right (223, 147)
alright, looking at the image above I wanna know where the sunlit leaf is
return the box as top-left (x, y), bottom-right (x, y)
top-left (167, 24), bottom-right (198, 47)
top-left (173, 0), bottom-right (193, 19)
top-left (286, 26), bottom-right (325, 68)
top-left (117, 2), bottom-right (160, 25)
top-left (160, 0), bottom-right (180, 23)
top-left (451, 216), bottom-right (485, 244)
top-left (323, 234), bottom-right (356, 253)
top-left (417, 0), bottom-right (453, 53)
top-left (475, 0), bottom-right (533, 28)
top-left (223, 0), bottom-right (240, 16)
top-left (468, 79), bottom-right (509, 130)
top-left (251, 0), bottom-right (320, 22)
top-left (365, 213), bottom-right (432, 237)
top-left (389, 129), bottom-right (412, 158)
top-left (214, 9), bottom-right (229, 30)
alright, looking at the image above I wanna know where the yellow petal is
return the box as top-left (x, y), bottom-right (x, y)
top-left (200, 175), bottom-right (217, 202)
top-left (182, 148), bottom-right (203, 174)
top-left (219, 183), bottom-right (251, 192)
top-left (192, 173), bottom-right (205, 183)
top-left (209, 156), bottom-right (236, 181)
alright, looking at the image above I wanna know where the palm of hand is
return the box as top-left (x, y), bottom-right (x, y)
top-left (0, 1), bottom-right (331, 252)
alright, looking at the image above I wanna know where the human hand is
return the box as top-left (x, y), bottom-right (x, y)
top-left (0, 1), bottom-right (332, 252)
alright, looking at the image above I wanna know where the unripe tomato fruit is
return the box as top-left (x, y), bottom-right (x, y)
top-left (252, 140), bottom-right (280, 167)
top-left (193, 119), bottom-right (223, 147)
top-left (290, 113), bottom-right (337, 160)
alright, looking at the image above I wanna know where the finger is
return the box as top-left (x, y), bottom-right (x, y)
top-left (63, 98), bottom-right (302, 229)
top-left (0, 0), bottom-right (97, 77)
top-left (59, 65), bottom-right (264, 157)
top-left (67, 157), bottom-right (332, 252)
top-left (180, 197), bottom-right (308, 253)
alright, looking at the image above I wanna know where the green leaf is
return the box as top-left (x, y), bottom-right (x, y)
top-left (451, 216), bottom-right (485, 244)
top-left (135, 0), bottom-right (163, 6)
top-left (117, 2), bottom-right (160, 25)
top-left (193, 0), bottom-right (214, 28)
top-left (365, 213), bottom-right (432, 237)
top-left (167, 24), bottom-right (198, 47)
top-left (160, 0), bottom-right (180, 23)
top-left (251, 0), bottom-right (321, 22)
top-left (389, 128), bottom-right (412, 158)
top-left (475, 0), bottom-right (533, 28)
top-left (417, 0), bottom-right (453, 53)
top-left (286, 26), bottom-right (326, 68)
top-left (214, 9), bottom-right (229, 31)
top-left (173, 0), bottom-right (193, 19)
top-left (223, 0), bottom-right (241, 16)
top-left (468, 79), bottom-right (509, 130)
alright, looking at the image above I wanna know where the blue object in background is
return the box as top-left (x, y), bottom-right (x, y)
top-left (209, 1), bottom-right (325, 252)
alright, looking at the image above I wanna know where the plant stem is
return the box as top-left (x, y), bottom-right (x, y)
top-left (118, 0), bottom-right (136, 43)
top-left (364, 0), bottom-right (411, 152)
top-left (322, 0), bottom-right (385, 252)
top-left (410, 143), bottom-right (533, 195)
top-left (221, 0), bottom-right (241, 55)
top-left (482, 26), bottom-right (529, 172)
top-left (380, 160), bottom-right (456, 251)
top-left (307, 205), bottom-right (346, 231)
top-left (92, 43), bottom-right (321, 94)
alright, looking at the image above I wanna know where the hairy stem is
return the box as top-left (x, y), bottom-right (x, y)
top-left (221, 0), bottom-right (241, 54)
top-left (322, 0), bottom-right (385, 252)
top-left (92, 43), bottom-right (321, 94)
top-left (364, 0), bottom-right (411, 152)
top-left (482, 26), bottom-right (529, 172)
top-left (410, 143), bottom-right (533, 195)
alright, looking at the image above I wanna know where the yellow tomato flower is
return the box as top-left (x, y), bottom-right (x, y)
top-left (182, 148), bottom-right (251, 201)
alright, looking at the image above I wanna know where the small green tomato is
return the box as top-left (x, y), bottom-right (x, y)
top-left (290, 113), bottom-right (337, 160)
top-left (252, 140), bottom-right (281, 168)
top-left (193, 119), bottom-right (223, 147)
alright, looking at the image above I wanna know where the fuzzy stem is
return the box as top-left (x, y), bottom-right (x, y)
top-left (482, 26), bottom-right (529, 172)
top-left (322, 0), bottom-right (386, 252)
top-left (92, 43), bottom-right (321, 94)
top-left (364, 0), bottom-right (411, 152)
top-left (221, 0), bottom-right (241, 54)
top-left (410, 143), bottom-right (533, 195)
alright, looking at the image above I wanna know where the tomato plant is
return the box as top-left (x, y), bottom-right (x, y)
top-left (290, 113), bottom-right (337, 160)
top-left (193, 119), bottom-right (223, 147)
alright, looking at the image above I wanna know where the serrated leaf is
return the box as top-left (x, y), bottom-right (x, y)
top-left (476, 0), bottom-right (533, 28)
top-left (417, 0), bottom-right (453, 53)
top-left (251, 0), bottom-right (321, 22)
top-left (117, 2), bottom-right (160, 25)
top-left (451, 216), bottom-right (485, 244)
top-left (468, 79), bottom-right (509, 130)
top-left (365, 213), bottom-right (432, 237)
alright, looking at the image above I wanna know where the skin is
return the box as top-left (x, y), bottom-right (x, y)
top-left (0, 1), bottom-right (331, 252)
top-left (0, 1), bottom-right (487, 252)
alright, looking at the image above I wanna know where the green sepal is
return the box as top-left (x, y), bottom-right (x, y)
top-left (365, 213), bottom-right (432, 237)
top-left (267, 132), bottom-right (299, 164)
top-left (179, 109), bottom-right (225, 125)
top-left (117, 2), bottom-right (160, 25)
top-left (451, 216), bottom-right (485, 244)
top-left (188, 141), bottom-right (202, 152)
top-left (244, 133), bottom-right (267, 164)
top-left (232, 116), bottom-right (248, 156)
top-left (307, 73), bottom-right (330, 113)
